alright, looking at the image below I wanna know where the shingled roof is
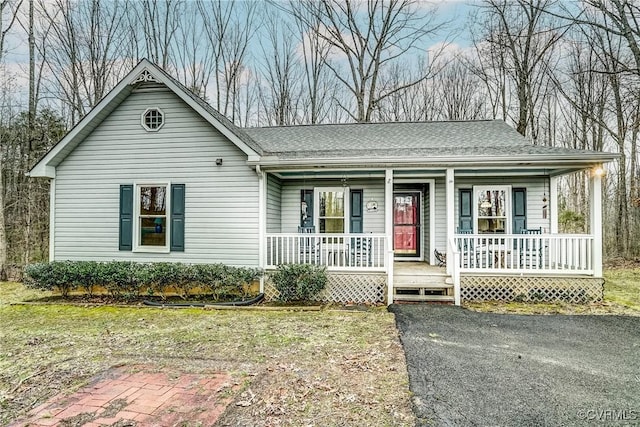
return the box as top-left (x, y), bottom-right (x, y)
top-left (243, 120), bottom-right (613, 161)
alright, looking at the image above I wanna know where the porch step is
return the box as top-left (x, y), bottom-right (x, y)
top-left (393, 294), bottom-right (455, 303)
top-left (393, 273), bottom-right (452, 288)
top-left (393, 281), bottom-right (453, 290)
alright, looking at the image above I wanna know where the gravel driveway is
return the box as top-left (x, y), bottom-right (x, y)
top-left (390, 304), bottom-right (640, 427)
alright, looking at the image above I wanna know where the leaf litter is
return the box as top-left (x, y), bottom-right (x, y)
top-left (0, 283), bottom-right (414, 426)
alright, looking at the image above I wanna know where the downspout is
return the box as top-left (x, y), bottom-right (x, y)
top-left (49, 178), bottom-right (55, 261)
top-left (256, 165), bottom-right (266, 293)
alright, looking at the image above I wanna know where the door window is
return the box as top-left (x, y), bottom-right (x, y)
top-left (394, 193), bottom-right (420, 256)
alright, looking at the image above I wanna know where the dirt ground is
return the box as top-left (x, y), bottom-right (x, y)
top-left (0, 283), bottom-right (415, 427)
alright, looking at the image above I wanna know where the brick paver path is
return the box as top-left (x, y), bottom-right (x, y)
top-left (10, 366), bottom-right (235, 426)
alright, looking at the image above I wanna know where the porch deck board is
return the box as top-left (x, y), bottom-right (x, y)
top-left (394, 261), bottom-right (446, 276)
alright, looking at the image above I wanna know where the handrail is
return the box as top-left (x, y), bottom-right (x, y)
top-left (265, 233), bottom-right (387, 271)
top-left (452, 233), bottom-right (595, 274)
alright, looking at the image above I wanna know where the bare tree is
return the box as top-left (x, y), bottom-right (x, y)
top-left (171, 5), bottom-right (216, 99)
top-left (139, 0), bottom-right (183, 70)
top-left (197, 0), bottom-right (258, 122)
top-left (39, 0), bottom-right (130, 124)
top-left (0, 0), bottom-right (23, 280)
top-left (292, 4), bottom-right (336, 124)
top-left (287, 0), bottom-right (447, 122)
top-left (472, 0), bottom-right (565, 139)
top-left (435, 57), bottom-right (485, 121)
top-left (0, 0), bottom-right (22, 56)
top-left (258, 13), bottom-right (302, 126)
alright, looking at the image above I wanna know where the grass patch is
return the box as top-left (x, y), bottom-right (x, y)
top-left (0, 282), bottom-right (413, 426)
top-left (465, 268), bottom-right (640, 315)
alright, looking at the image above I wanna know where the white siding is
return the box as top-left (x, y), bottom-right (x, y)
top-left (280, 178), bottom-right (385, 233)
top-left (434, 177), bottom-right (447, 251)
top-left (54, 87), bottom-right (259, 266)
top-left (267, 175), bottom-right (282, 233)
top-left (423, 184), bottom-right (431, 258)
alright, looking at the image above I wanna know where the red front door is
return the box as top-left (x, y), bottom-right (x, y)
top-left (393, 193), bottom-right (420, 257)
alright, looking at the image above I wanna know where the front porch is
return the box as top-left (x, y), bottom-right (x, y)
top-left (258, 166), bottom-right (605, 305)
top-left (263, 232), bottom-right (603, 304)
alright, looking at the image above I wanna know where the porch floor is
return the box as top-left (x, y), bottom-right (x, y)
top-left (394, 261), bottom-right (445, 275)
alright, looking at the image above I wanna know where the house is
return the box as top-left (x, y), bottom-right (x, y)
top-left (29, 59), bottom-right (618, 305)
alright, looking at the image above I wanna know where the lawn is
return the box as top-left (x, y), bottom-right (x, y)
top-left (0, 282), bottom-right (414, 426)
top-left (465, 268), bottom-right (640, 315)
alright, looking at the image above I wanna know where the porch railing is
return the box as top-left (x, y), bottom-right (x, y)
top-left (453, 234), bottom-right (595, 274)
top-left (265, 233), bottom-right (387, 271)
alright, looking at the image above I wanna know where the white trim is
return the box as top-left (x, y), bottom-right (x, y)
top-left (550, 176), bottom-right (558, 234)
top-left (385, 169), bottom-right (394, 305)
top-left (132, 182), bottom-right (171, 253)
top-left (313, 187), bottom-right (350, 233)
top-left (590, 170), bottom-right (603, 277)
top-left (472, 185), bottom-right (512, 234)
top-left (427, 179), bottom-right (436, 266)
top-left (255, 155), bottom-right (618, 169)
top-left (258, 167), bottom-right (266, 293)
top-left (445, 168), bottom-right (455, 276)
top-left (48, 179), bottom-right (55, 261)
top-left (141, 107), bottom-right (165, 132)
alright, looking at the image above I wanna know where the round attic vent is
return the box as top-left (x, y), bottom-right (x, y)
top-left (141, 108), bottom-right (164, 132)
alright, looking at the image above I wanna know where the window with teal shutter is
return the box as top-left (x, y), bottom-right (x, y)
top-left (459, 189), bottom-right (473, 232)
top-left (350, 189), bottom-right (363, 233)
top-left (512, 188), bottom-right (527, 234)
top-left (119, 185), bottom-right (133, 251)
top-left (171, 184), bottom-right (185, 252)
top-left (300, 189), bottom-right (314, 228)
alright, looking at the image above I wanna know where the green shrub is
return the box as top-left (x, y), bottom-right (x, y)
top-left (24, 261), bottom-right (77, 297)
top-left (101, 261), bottom-right (142, 298)
top-left (270, 264), bottom-right (327, 302)
top-left (23, 261), bottom-right (263, 301)
top-left (190, 264), bottom-right (262, 300)
top-left (72, 261), bottom-right (101, 297)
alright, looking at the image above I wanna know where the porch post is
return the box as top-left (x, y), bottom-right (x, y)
top-left (590, 167), bottom-right (603, 277)
top-left (445, 168), bottom-right (455, 276)
top-left (550, 176), bottom-right (558, 234)
top-left (385, 169), bottom-right (394, 305)
top-left (258, 167), bottom-right (266, 293)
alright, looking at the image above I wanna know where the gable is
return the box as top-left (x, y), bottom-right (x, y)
top-left (30, 60), bottom-right (261, 178)
top-left (58, 85), bottom-right (252, 172)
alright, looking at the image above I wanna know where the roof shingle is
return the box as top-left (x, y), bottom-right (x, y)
top-left (243, 120), bottom-right (611, 160)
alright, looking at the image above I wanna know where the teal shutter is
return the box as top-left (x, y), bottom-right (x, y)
top-left (171, 184), bottom-right (185, 252)
top-left (119, 185), bottom-right (133, 251)
top-left (512, 188), bottom-right (527, 233)
top-left (459, 189), bottom-right (473, 232)
top-left (350, 189), bottom-right (363, 233)
top-left (300, 189), bottom-right (314, 228)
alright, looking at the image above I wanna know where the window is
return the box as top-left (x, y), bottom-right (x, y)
top-left (120, 183), bottom-right (184, 252)
top-left (141, 108), bottom-right (164, 131)
top-left (314, 187), bottom-right (349, 233)
top-left (137, 184), bottom-right (169, 250)
top-left (474, 186), bottom-right (511, 234)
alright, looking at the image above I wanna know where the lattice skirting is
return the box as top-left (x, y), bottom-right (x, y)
top-left (264, 272), bottom-right (387, 304)
top-left (461, 275), bottom-right (604, 303)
